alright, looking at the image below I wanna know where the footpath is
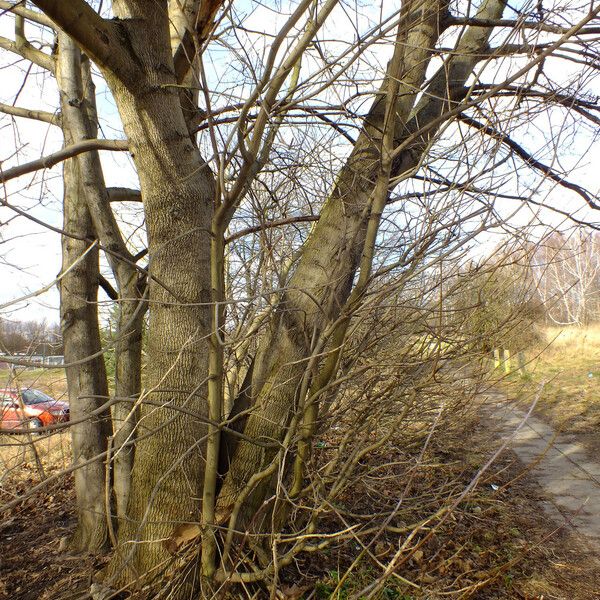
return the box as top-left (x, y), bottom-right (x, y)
top-left (484, 393), bottom-right (600, 543)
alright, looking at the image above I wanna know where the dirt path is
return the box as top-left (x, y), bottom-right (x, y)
top-left (485, 393), bottom-right (600, 543)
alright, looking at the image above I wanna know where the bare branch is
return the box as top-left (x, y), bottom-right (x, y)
top-left (0, 138), bottom-right (128, 183)
top-left (0, 101), bottom-right (60, 125)
top-left (98, 273), bottom-right (118, 300)
top-left (446, 16), bottom-right (600, 36)
top-left (487, 42), bottom-right (598, 63)
top-left (133, 248), bottom-right (148, 262)
top-left (14, 10), bottom-right (25, 48)
top-left (172, 0), bottom-right (225, 83)
top-left (106, 187), bottom-right (142, 202)
top-left (0, 34), bottom-right (54, 71)
top-left (225, 215), bottom-right (320, 244)
top-left (0, 1), bottom-right (55, 28)
top-left (459, 114), bottom-right (600, 211)
top-left (471, 85), bottom-right (600, 126)
top-left (0, 240), bottom-right (98, 311)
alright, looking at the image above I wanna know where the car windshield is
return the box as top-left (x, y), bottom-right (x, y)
top-left (21, 389), bottom-right (54, 405)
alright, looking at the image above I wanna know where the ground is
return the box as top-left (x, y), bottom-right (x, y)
top-left (4, 418), bottom-right (600, 599)
top-left (2, 332), bottom-right (600, 599)
top-left (507, 324), bottom-right (600, 456)
top-left (0, 468), bottom-right (105, 600)
top-left (289, 416), bottom-right (600, 599)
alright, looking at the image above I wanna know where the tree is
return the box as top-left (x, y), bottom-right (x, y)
top-left (532, 229), bottom-right (600, 325)
top-left (0, 318), bottom-right (62, 355)
top-left (0, 0), bottom-right (598, 595)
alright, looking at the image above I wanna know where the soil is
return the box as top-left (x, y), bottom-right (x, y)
top-left (0, 471), bottom-right (106, 600)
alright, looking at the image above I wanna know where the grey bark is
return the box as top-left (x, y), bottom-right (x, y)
top-left (57, 35), bottom-right (112, 553)
top-left (112, 299), bottom-right (145, 522)
top-left (58, 33), bottom-right (146, 525)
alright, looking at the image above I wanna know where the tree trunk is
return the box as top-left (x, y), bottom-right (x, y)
top-left (58, 26), bottom-right (155, 552)
top-left (58, 33), bottom-right (148, 526)
top-left (100, 4), bottom-right (215, 586)
top-left (57, 35), bottom-right (113, 555)
top-left (112, 297), bottom-right (144, 522)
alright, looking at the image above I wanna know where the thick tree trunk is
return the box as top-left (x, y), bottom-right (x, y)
top-left (103, 98), bottom-right (213, 582)
top-left (216, 0), bottom-right (506, 534)
top-left (100, 4), bottom-right (215, 587)
top-left (57, 36), bottom-right (113, 555)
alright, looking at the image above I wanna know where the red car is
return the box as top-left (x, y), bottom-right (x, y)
top-left (0, 388), bottom-right (69, 432)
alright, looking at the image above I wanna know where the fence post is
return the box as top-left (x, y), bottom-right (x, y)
top-left (517, 351), bottom-right (526, 376)
top-left (503, 349), bottom-right (511, 374)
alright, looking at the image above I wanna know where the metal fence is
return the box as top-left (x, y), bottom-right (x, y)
top-left (0, 355), bottom-right (65, 369)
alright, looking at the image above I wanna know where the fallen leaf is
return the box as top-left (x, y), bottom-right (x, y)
top-left (163, 523), bottom-right (201, 554)
top-left (278, 583), bottom-right (311, 599)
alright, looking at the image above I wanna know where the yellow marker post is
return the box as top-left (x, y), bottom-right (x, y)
top-left (493, 349), bottom-right (501, 369)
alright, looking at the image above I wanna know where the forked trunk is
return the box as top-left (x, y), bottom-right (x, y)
top-left (57, 35), bottom-right (112, 555)
top-left (216, 0), bottom-right (506, 536)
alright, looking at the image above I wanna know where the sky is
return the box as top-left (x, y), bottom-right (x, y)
top-left (0, 0), bottom-right (598, 325)
top-left (0, 8), bottom-right (140, 323)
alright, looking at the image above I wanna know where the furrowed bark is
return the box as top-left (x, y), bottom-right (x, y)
top-left (95, 3), bottom-right (215, 588)
top-left (216, 0), bottom-right (507, 534)
top-left (57, 35), bottom-right (112, 555)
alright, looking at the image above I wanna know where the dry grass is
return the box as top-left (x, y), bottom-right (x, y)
top-left (506, 324), bottom-right (600, 452)
top-left (0, 367), bottom-right (68, 400)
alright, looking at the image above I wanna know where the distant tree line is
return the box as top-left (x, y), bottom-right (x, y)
top-left (531, 230), bottom-right (600, 326)
top-left (0, 318), bottom-right (63, 356)
top-left (447, 230), bottom-right (600, 355)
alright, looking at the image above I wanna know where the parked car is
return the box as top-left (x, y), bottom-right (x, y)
top-left (0, 388), bottom-right (69, 432)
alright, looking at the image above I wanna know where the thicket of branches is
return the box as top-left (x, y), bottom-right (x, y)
top-left (0, 0), bottom-right (598, 597)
